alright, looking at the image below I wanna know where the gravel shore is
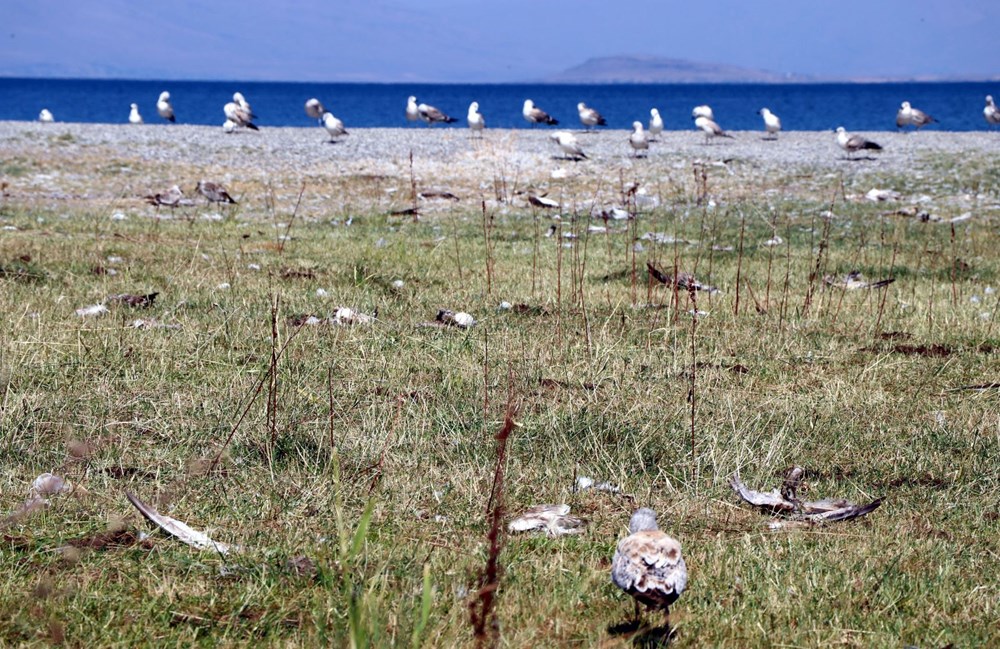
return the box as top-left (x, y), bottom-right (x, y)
top-left (2, 121), bottom-right (997, 218)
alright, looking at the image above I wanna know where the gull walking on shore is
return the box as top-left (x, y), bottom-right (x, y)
top-left (648, 108), bottom-right (663, 139)
top-left (157, 91), bottom-right (175, 123)
top-left (549, 131), bottom-right (587, 160)
top-left (128, 103), bottom-right (143, 125)
top-left (523, 99), bottom-right (559, 126)
top-left (835, 126), bottom-right (882, 159)
top-left (629, 121), bottom-right (649, 157)
top-left (759, 107), bottom-right (781, 139)
top-left (694, 115), bottom-right (732, 144)
top-left (612, 508), bottom-right (687, 622)
top-left (577, 102), bottom-right (606, 130)
top-left (896, 101), bottom-right (936, 130)
top-left (322, 111), bottom-right (348, 141)
top-left (467, 101), bottom-right (485, 137)
top-left (984, 95), bottom-right (1000, 127)
top-left (38, 108), bottom-right (54, 123)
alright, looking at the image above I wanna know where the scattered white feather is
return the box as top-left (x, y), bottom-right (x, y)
top-left (126, 491), bottom-right (234, 555)
top-left (76, 304), bottom-right (109, 317)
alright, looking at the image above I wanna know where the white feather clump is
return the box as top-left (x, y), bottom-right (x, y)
top-left (75, 304), bottom-right (109, 317)
top-left (126, 491), bottom-right (233, 555)
top-left (331, 307), bottom-right (374, 326)
top-left (508, 504), bottom-right (585, 537)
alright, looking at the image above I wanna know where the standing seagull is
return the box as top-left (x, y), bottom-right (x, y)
top-left (157, 91), bottom-right (175, 123)
top-left (648, 108), bottom-right (664, 139)
top-left (692, 105), bottom-right (714, 120)
top-left (611, 508), bottom-right (687, 622)
top-left (406, 96), bottom-right (421, 124)
top-left (322, 111), bottom-right (348, 142)
top-left (896, 101), bottom-right (936, 130)
top-left (128, 103), bottom-right (143, 125)
top-left (549, 131), bottom-right (587, 160)
top-left (983, 95), bottom-right (1000, 127)
top-left (196, 181), bottom-right (237, 204)
top-left (305, 98), bottom-right (325, 122)
top-left (223, 101), bottom-right (259, 131)
top-left (577, 102), bottom-right (606, 130)
top-left (467, 101), bottom-right (485, 137)
top-left (694, 115), bottom-right (732, 144)
top-left (523, 99), bottom-right (559, 126)
top-left (629, 121), bottom-right (649, 157)
top-left (38, 108), bottom-right (55, 123)
top-left (835, 126), bottom-right (883, 159)
top-left (233, 92), bottom-right (255, 118)
top-left (758, 107), bottom-right (781, 139)
top-left (417, 99), bottom-right (457, 125)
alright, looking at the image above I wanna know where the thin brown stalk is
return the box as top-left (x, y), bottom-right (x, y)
top-left (734, 211), bottom-right (746, 316)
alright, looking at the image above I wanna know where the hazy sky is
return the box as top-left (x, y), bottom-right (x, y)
top-left (3, 0), bottom-right (997, 82)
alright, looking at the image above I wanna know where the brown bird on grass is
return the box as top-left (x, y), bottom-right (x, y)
top-left (611, 508), bottom-right (688, 621)
top-left (196, 181), bottom-right (237, 204)
top-left (107, 292), bottom-right (159, 308)
top-left (144, 185), bottom-right (189, 208)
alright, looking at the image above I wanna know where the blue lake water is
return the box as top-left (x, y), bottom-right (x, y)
top-left (0, 77), bottom-right (997, 132)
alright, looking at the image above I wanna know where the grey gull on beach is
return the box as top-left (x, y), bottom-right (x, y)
top-left (523, 99), bottom-right (559, 126)
top-left (835, 126), bottom-right (882, 158)
top-left (896, 101), bottom-right (936, 130)
top-left (694, 115), bottom-right (731, 144)
top-left (758, 107), bottom-right (781, 139)
top-left (467, 101), bottom-right (485, 136)
top-left (417, 99), bottom-right (457, 125)
top-left (629, 121), bottom-right (649, 157)
top-left (38, 109), bottom-right (54, 123)
top-left (224, 101), bottom-right (258, 131)
top-left (157, 91), bottom-right (175, 123)
top-left (128, 103), bottom-right (143, 125)
top-left (577, 102), bottom-right (606, 130)
top-left (984, 95), bottom-right (1000, 127)
top-left (322, 111), bottom-right (348, 141)
top-left (549, 131), bottom-right (587, 160)
top-left (233, 92), bottom-right (255, 118)
top-left (648, 108), bottom-right (663, 139)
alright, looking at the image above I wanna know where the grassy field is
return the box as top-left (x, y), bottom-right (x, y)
top-left (0, 140), bottom-right (998, 648)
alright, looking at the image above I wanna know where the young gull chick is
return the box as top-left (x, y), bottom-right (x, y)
top-left (611, 507), bottom-right (687, 620)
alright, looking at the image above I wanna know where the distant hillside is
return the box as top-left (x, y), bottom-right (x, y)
top-left (540, 56), bottom-right (808, 84)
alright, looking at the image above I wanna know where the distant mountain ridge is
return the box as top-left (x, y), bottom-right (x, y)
top-left (540, 55), bottom-right (999, 84)
top-left (541, 56), bottom-right (803, 84)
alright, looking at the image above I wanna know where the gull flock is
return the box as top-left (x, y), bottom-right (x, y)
top-left (33, 90), bottom-right (1000, 161)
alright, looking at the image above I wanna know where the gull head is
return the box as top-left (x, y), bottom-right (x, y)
top-left (835, 126), bottom-right (846, 134)
top-left (469, 101), bottom-right (479, 112)
top-left (632, 121), bottom-right (643, 131)
top-left (628, 507), bottom-right (659, 534)
top-left (987, 95), bottom-right (994, 104)
top-left (130, 103), bottom-right (138, 110)
top-left (651, 108), bottom-right (660, 117)
top-left (159, 91), bottom-right (170, 102)
top-left (408, 95), bottom-right (417, 104)
top-left (577, 102), bottom-right (586, 111)
top-left (900, 101), bottom-right (911, 109)
top-left (524, 99), bottom-right (534, 110)
top-left (759, 107), bottom-right (769, 116)
top-left (234, 92), bottom-right (245, 102)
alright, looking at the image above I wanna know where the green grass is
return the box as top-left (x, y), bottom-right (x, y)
top-left (0, 152), bottom-right (998, 648)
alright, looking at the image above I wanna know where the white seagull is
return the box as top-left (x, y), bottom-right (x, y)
top-left (467, 101), bottom-right (485, 136)
top-left (157, 91), bottom-right (175, 123)
top-left (694, 115), bottom-right (732, 144)
top-left (648, 108), bottom-right (664, 139)
top-left (233, 92), bottom-right (255, 118)
top-left (128, 103), bottom-right (143, 125)
top-left (577, 102), bottom-right (606, 130)
top-left (305, 98), bottom-right (325, 121)
top-left (629, 121), bottom-right (649, 157)
top-left (417, 99), bottom-right (457, 125)
top-left (223, 101), bottom-right (259, 131)
top-left (896, 101), bottom-right (936, 130)
top-left (758, 107), bottom-right (781, 139)
top-left (406, 96), bottom-right (421, 124)
top-left (835, 126), bottom-right (883, 159)
top-left (523, 99), bottom-right (559, 126)
top-left (549, 131), bottom-right (587, 160)
top-left (983, 95), bottom-right (1000, 126)
top-left (322, 111), bottom-right (348, 141)
top-left (692, 105), bottom-right (714, 120)
top-left (38, 108), bottom-right (54, 123)
top-left (611, 508), bottom-right (687, 621)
